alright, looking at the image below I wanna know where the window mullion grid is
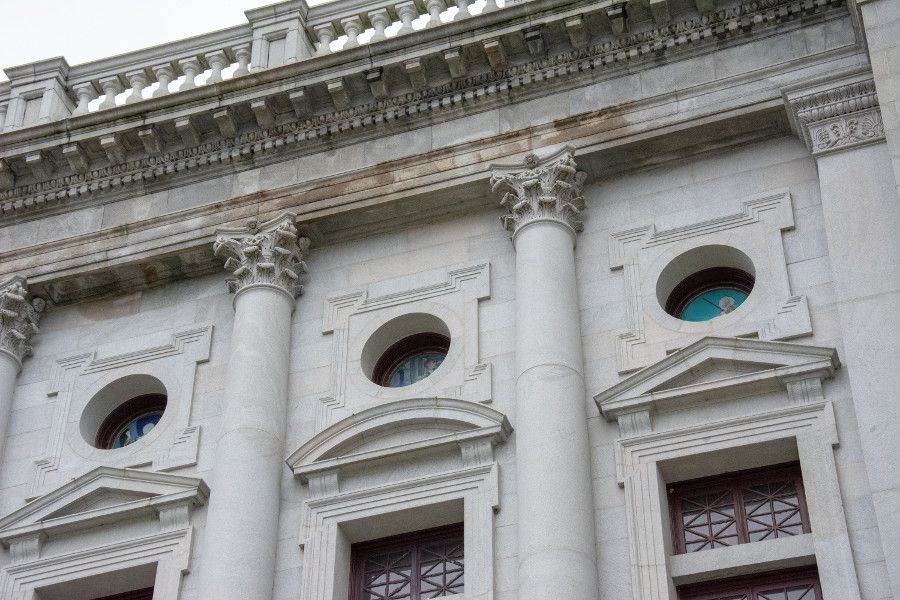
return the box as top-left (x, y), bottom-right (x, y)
top-left (411, 539), bottom-right (422, 600)
top-left (732, 481), bottom-right (750, 546)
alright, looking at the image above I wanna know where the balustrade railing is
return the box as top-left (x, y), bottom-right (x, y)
top-left (0, 0), bottom-right (508, 129)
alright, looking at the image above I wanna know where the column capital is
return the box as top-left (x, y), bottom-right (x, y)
top-left (0, 277), bottom-right (44, 369)
top-left (213, 213), bottom-right (310, 301)
top-left (490, 146), bottom-right (587, 239)
top-left (785, 74), bottom-right (885, 157)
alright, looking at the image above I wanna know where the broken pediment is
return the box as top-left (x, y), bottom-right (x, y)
top-left (594, 336), bottom-right (839, 421)
top-left (286, 397), bottom-right (511, 484)
top-left (0, 467), bottom-right (208, 546)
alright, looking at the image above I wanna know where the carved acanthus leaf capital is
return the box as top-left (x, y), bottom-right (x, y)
top-left (490, 147), bottom-right (587, 237)
top-left (0, 277), bottom-right (44, 366)
top-left (786, 76), bottom-right (885, 156)
top-left (213, 213), bottom-right (310, 299)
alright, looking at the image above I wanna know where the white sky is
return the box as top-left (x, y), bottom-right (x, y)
top-left (0, 0), bottom-right (321, 82)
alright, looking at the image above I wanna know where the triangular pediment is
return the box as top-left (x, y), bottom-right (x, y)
top-left (0, 467), bottom-right (209, 544)
top-left (287, 398), bottom-right (512, 482)
top-left (594, 337), bottom-right (839, 420)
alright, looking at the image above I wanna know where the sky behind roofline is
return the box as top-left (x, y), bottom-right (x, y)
top-left (0, 0), bottom-right (322, 82)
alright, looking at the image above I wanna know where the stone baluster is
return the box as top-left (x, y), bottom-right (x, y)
top-left (178, 57), bottom-right (202, 91)
top-left (0, 103), bottom-right (6, 130)
top-left (206, 50), bottom-right (230, 84)
top-left (124, 70), bottom-right (150, 104)
top-left (199, 213), bottom-right (309, 600)
top-left (425, 0), bottom-right (446, 27)
top-left (0, 277), bottom-right (43, 464)
top-left (97, 76), bottom-right (124, 110)
top-left (490, 148), bottom-right (600, 600)
top-left (340, 16), bottom-right (365, 48)
top-left (151, 64), bottom-right (175, 97)
top-left (455, 0), bottom-right (472, 19)
top-left (313, 24), bottom-right (337, 55)
top-left (395, 2), bottom-right (418, 34)
top-left (483, 0), bottom-right (499, 12)
top-left (369, 9), bottom-right (392, 42)
top-left (70, 82), bottom-right (98, 116)
top-left (233, 44), bottom-right (252, 77)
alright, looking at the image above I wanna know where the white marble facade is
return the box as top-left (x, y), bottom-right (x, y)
top-left (0, 0), bottom-right (897, 599)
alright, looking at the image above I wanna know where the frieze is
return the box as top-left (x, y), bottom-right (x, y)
top-left (0, 0), bottom-right (846, 218)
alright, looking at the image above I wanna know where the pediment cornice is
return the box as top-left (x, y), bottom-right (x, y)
top-left (0, 467), bottom-right (209, 546)
top-left (594, 336), bottom-right (840, 420)
top-left (287, 397), bottom-right (511, 484)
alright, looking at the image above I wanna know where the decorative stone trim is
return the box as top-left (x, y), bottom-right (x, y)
top-left (0, 0), bottom-right (847, 220)
top-left (0, 277), bottom-right (43, 369)
top-left (490, 146), bottom-right (587, 239)
top-left (31, 324), bottom-right (212, 500)
top-left (593, 336), bottom-right (862, 600)
top-left (608, 189), bottom-right (812, 374)
top-left (214, 212), bottom-right (310, 300)
top-left (786, 76), bottom-right (885, 156)
top-left (0, 467), bottom-right (207, 600)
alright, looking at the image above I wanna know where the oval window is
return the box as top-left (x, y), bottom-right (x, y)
top-left (372, 333), bottom-right (450, 388)
top-left (666, 267), bottom-right (754, 322)
top-left (96, 394), bottom-right (167, 449)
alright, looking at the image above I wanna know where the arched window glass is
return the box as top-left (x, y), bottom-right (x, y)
top-left (666, 267), bottom-right (754, 322)
top-left (372, 333), bottom-right (450, 388)
top-left (96, 394), bottom-right (167, 449)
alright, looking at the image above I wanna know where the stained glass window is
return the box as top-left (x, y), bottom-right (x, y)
top-left (665, 267), bottom-right (754, 322)
top-left (351, 525), bottom-right (464, 600)
top-left (372, 333), bottom-right (450, 388)
top-left (670, 463), bottom-right (810, 554)
top-left (96, 394), bottom-right (167, 450)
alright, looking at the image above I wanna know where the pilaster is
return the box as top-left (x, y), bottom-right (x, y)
top-left (786, 72), bottom-right (900, 597)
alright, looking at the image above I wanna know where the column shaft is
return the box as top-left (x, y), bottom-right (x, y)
top-left (514, 221), bottom-right (599, 600)
top-left (200, 287), bottom-right (294, 600)
top-left (492, 149), bottom-right (599, 600)
top-left (0, 352), bottom-right (20, 463)
top-left (200, 213), bottom-right (308, 600)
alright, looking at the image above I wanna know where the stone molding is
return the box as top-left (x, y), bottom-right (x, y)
top-left (214, 212), bottom-right (310, 301)
top-left (319, 260), bottom-right (492, 429)
top-left (786, 75), bottom-right (885, 156)
top-left (0, 277), bottom-right (43, 369)
top-left (293, 396), bottom-right (507, 600)
top-left (608, 189), bottom-right (812, 374)
top-left (0, 467), bottom-right (207, 600)
top-left (593, 336), bottom-right (861, 600)
top-left (32, 323), bottom-right (212, 500)
top-left (0, 0), bottom-right (848, 220)
top-left (490, 146), bottom-right (587, 239)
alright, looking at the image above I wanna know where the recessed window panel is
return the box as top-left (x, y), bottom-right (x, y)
top-left (351, 524), bottom-right (464, 600)
top-left (678, 568), bottom-right (821, 600)
top-left (670, 463), bottom-right (810, 555)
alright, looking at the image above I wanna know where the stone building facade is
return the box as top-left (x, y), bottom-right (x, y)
top-left (0, 0), bottom-right (897, 598)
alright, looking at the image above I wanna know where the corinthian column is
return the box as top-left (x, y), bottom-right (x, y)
top-left (200, 213), bottom-right (309, 600)
top-left (491, 148), bottom-right (599, 600)
top-left (0, 277), bottom-right (43, 464)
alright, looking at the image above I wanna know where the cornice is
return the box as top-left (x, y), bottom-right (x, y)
top-left (0, 0), bottom-right (848, 222)
top-left (784, 69), bottom-right (885, 155)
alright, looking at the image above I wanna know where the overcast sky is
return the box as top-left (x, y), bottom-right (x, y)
top-left (0, 0), bottom-right (318, 81)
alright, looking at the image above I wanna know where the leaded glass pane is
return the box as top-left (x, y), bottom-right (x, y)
top-left (743, 480), bottom-right (804, 542)
top-left (419, 539), bottom-right (464, 598)
top-left (387, 351), bottom-right (446, 387)
top-left (362, 550), bottom-right (413, 600)
top-left (680, 490), bottom-right (739, 552)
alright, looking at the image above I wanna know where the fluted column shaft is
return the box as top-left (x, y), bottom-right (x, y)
top-left (200, 214), bottom-right (309, 600)
top-left (0, 277), bottom-right (42, 464)
top-left (492, 149), bottom-right (599, 600)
